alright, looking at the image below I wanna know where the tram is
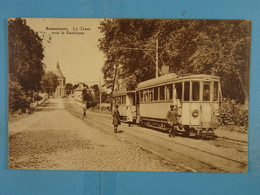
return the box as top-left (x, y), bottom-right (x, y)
top-left (112, 89), bottom-right (137, 122)
top-left (113, 73), bottom-right (222, 137)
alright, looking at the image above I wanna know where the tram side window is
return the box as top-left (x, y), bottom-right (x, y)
top-left (133, 93), bottom-right (136, 105)
top-left (149, 88), bottom-right (153, 101)
top-left (175, 83), bottom-right (182, 99)
top-left (184, 82), bottom-right (190, 101)
top-left (166, 84), bottom-right (173, 100)
top-left (213, 81), bottom-right (219, 101)
top-left (140, 90), bottom-right (143, 103)
top-left (136, 91), bottom-right (139, 105)
top-left (122, 95), bottom-right (126, 104)
top-left (144, 90), bottom-right (148, 102)
top-left (154, 87), bottom-right (158, 101)
top-left (203, 84), bottom-right (210, 101)
top-left (115, 97), bottom-right (121, 105)
top-left (159, 85), bottom-right (165, 100)
top-left (192, 81), bottom-right (200, 101)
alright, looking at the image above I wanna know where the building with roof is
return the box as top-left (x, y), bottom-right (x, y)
top-left (54, 62), bottom-right (66, 97)
top-left (73, 83), bottom-right (88, 101)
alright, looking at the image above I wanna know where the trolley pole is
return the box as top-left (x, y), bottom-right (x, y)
top-left (156, 38), bottom-right (159, 78)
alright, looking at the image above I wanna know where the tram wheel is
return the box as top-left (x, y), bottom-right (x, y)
top-left (183, 126), bottom-right (190, 137)
top-left (197, 129), bottom-right (206, 139)
top-left (198, 131), bottom-right (203, 139)
top-left (139, 120), bottom-right (144, 127)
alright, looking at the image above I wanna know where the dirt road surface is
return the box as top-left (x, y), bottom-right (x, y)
top-left (65, 97), bottom-right (247, 173)
top-left (9, 98), bottom-right (191, 172)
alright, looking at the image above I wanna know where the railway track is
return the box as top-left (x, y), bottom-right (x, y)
top-left (215, 136), bottom-right (248, 145)
top-left (64, 99), bottom-right (247, 172)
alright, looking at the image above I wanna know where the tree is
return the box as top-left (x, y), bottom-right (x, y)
top-left (91, 84), bottom-right (100, 106)
top-left (98, 19), bottom-right (251, 103)
top-left (82, 88), bottom-right (93, 108)
top-left (65, 83), bottom-right (73, 95)
top-left (9, 78), bottom-right (31, 113)
top-left (101, 92), bottom-right (111, 103)
top-left (40, 71), bottom-right (58, 95)
top-left (8, 18), bottom-right (45, 112)
top-left (158, 20), bottom-right (251, 102)
top-left (99, 19), bottom-right (159, 92)
top-left (8, 18), bottom-right (45, 92)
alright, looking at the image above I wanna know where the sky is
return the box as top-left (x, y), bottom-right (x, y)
top-left (26, 18), bottom-right (106, 85)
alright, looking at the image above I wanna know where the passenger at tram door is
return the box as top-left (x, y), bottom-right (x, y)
top-left (204, 88), bottom-right (210, 101)
top-left (166, 105), bottom-right (178, 138)
top-left (126, 105), bottom-right (133, 127)
top-left (112, 105), bottom-right (121, 133)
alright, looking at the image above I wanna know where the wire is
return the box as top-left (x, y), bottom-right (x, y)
top-left (110, 46), bottom-right (155, 51)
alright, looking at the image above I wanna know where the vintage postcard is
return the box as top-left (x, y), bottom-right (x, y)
top-left (8, 18), bottom-right (250, 172)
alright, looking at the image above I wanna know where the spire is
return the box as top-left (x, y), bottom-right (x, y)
top-left (54, 61), bottom-right (65, 78)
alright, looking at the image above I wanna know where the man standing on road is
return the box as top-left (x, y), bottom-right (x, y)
top-left (113, 105), bottom-right (121, 133)
top-left (83, 107), bottom-right (86, 119)
top-left (166, 105), bottom-right (178, 137)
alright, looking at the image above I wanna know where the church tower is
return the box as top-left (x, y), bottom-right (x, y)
top-left (54, 62), bottom-right (66, 97)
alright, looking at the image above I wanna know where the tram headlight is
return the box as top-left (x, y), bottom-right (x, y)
top-left (192, 109), bottom-right (199, 117)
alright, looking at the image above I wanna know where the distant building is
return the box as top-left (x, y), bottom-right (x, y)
top-left (73, 83), bottom-right (88, 101)
top-left (54, 62), bottom-right (66, 97)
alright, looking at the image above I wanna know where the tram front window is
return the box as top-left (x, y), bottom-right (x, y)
top-left (203, 84), bottom-right (210, 101)
top-left (192, 81), bottom-right (200, 101)
top-left (175, 83), bottom-right (182, 99)
top-left (154, 87), bottom-right (158, 101)
top-left (213, 81), bottom-right (219, 101)
top-left (184, 82), bottom-right (190, 101)
top-left (160, 86), bottom-right (165, 100)
top-left (166, 84), bottom-right (173, 100)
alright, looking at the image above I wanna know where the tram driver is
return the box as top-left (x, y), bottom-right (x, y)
top-left (166, 104), bottom-right (178, 138)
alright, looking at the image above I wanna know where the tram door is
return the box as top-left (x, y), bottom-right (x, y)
top-left (127, 92), bottom-right (136, 120)
top-left (190, 81), bottom-right (201, 126)
top-left (174, 83), bottom-right (183, 124)
top-left (200, 82), bottom-right (212, 128)
top-left (181, 81), bottom-right (201, 126)
top-left (182, 81), bottom-right (190, 125)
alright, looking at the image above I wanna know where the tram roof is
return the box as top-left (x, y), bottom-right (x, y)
top-left (113, 89), bottom-right (135, 96)
top-left (137, 73), bottom-right (220, 90)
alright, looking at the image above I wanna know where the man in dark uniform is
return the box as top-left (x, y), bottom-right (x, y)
top-left (82, 107), bottom-right (86, 119)
top-left (112, 105), bottom-right (121, 133)
top-left (166, 105), bottom-right (178, 137)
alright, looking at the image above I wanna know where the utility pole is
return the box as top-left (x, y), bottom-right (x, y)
top-left (111, 38), bottom-right (160, 78)
top-left (99, 77), bottom-right (102, 112)
top-left (156, 38), bottom-right (159, 78)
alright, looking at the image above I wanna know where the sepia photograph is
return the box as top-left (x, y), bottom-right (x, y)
top-left (8, 18), bottom-right (250, 172)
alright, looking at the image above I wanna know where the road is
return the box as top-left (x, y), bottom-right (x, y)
top-left (8, 98), bottom-right (191, 172)
top-left (65, 97), bottom-right (248, 173)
